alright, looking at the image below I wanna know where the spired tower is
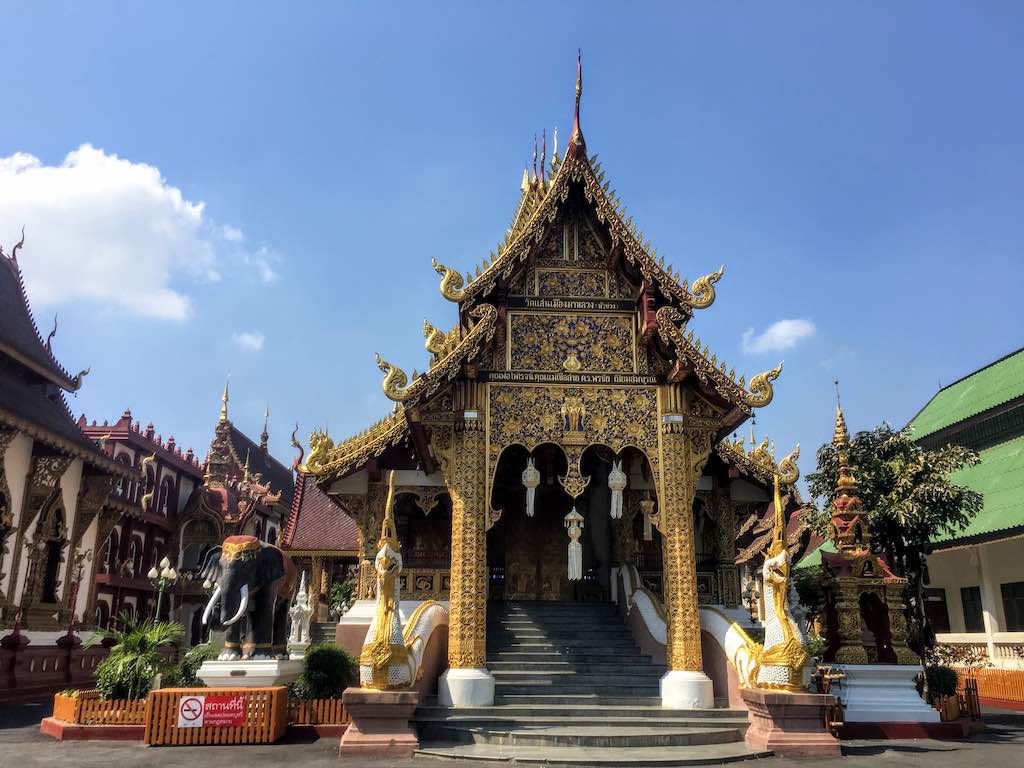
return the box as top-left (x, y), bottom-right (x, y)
top-left (301, 55), bottom-right (785, 709)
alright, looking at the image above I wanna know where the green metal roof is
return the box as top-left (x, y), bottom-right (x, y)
top-left (908, 348), bottom-right (1024, 440)
top-left (934, 434), bottom-right (1024, 546)
top-left (794, 539), bottom-right (835, 570)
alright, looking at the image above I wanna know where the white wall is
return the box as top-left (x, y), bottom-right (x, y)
top-left (0, 433), bottom-right (32, 596)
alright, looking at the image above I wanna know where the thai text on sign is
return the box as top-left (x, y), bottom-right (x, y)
top-left (177, 694), bottom-right (247, 728)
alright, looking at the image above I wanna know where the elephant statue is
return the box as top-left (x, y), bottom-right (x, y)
top-left (200, 535), bottom-right (298, 660)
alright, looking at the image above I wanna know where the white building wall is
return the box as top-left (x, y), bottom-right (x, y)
top-left (0, 432), bottom-right (33, 596)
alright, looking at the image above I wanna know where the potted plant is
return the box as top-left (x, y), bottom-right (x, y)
top-left (919, 664), bottom-right (959, 721)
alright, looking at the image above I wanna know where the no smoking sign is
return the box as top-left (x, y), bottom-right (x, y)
top-left (177, 695), bottom-right (206, 728)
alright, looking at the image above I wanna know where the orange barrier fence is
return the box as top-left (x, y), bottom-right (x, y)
top-left (52, 690), bottom-right (147, 725)
top-left (957, 668), bottom-right (1024, 704)
top-left (144, 687), bottom-right (287, 746)
top-left (287, 697), bottom-right (349, 725)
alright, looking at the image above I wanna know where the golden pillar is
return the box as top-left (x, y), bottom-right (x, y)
top-left (660, 419), bottom-right (714, 673)
top-left (445, 415), bottom-right (488, 669)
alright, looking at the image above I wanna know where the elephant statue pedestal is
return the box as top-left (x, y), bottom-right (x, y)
top-left (198, 658), bottom-right (304, 689)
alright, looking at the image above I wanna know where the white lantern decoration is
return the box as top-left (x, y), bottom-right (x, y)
top-left (522, 457), bottom-right (540, 517)
top-left (608, 459), bottom-right (627, 519)
top-left (565, 507), bottom-right (585, 581)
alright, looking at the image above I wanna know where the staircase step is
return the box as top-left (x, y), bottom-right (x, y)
top-left (421, 724), bottom-right (742, 748)
top-left (415, 742), bottom-right (770, 766)
top-left (491, 670), bottom-right (664, 683)
top-left (417, 703), bottom-right (746, 719)
top-left (487, 661), bottom-right (666, 674)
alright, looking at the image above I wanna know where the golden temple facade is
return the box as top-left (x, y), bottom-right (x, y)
top-left (301, 60), bottom-right (792, 682)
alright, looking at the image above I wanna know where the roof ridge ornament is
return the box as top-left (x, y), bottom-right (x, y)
top-left (567, 49), bottom-right (586, 158)
top-left (689, 266), bottom-right (725, 309)
top-left (219, 374), bottom-right (230, 422)
top-left (375, 353), bottom-right (410, 402)
top-left (745, 362), bottom-right (783, 408)
top-left (431, 257), bottom-right (465, 302)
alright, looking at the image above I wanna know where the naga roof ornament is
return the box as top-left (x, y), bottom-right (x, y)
top-left (689, 265), bottom-right (725, 309)
top-left (431, 257), bottom-right (466, 302)
top-left (375, 353), bottom-right (411, 402)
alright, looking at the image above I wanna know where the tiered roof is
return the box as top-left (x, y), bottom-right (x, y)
top-left (303, 56), bottom-right (783, 484)
top-left (0, 234), bottom-right (129, 477)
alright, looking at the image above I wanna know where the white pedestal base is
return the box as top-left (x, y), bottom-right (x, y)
top-left (288, 641), bottom-right (310, 661)
top-left (438, 667), bottom-right (495, 708)
top-left (197, 659), bottom-right (304, 688)
top-left (660, 670), bottom-right (715, 709)
top-left (841, 664), bottom-right (939, 723)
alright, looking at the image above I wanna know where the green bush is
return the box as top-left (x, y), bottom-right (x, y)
top-left (89, 617), bottom-right (183, 700)
top-left (290, 643), bottom-right (358, 700)
top-left (162, 643), bottom-right (218, 688)
top-left (924, 665), bottom-right (959, 703)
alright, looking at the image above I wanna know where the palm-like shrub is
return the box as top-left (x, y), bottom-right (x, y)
top-left (89, 615), bottom-right (183, 700)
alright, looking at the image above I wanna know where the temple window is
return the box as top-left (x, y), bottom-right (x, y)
top-left (1000, 581), bottom-right (1024, 632)
top-left (40, 508), bottom-right (65, 604)
top-left (961, 585), bottom-right (985, 633)
top-left (102, 530), bottom-right (119, 574)
top-left (126, 539), bottom-right (139, 577)
top-left (157, 477), bottom-right (173, 516)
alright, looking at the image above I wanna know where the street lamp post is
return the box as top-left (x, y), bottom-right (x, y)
top-left (147, 556), bottom-right (178, 620)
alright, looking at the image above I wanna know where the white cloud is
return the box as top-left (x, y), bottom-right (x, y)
top-left (245, 245), bottom-right (280, 285)
top-left (0, 144), bottom-right (280, 321)
top-left (741, 318), bottom-right (816, 354)
top-left (232, 331), bottom-right (265, 352)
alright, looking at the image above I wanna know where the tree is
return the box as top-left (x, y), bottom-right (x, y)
top-left (802, 423), bottom-right (982, 652)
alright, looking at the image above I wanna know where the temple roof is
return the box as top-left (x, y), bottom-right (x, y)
top-left (304, 58), bottom-right (784, 483)
top-left (0, 238), bottom-right (128, 476)
top-left (907, 347), bottom-right (1024, 441)
top-left (227, 423), bottom-right (294, 507)
top-left (280, 472), bottom-right (359, 554)
top-left (0, 237), bottom-right (82, 391)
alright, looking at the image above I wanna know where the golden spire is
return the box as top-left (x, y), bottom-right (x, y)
top-left (767, 473), bottom-right (787, 557)
top-left (219, 375), bottom-right (230, 422)
top-left (260, 404), bottom-right (270, 451)
top-left (378, 469), bottom-right (400, 550)
top-left (551, 126), bottom-right (559, 167)
top-left (831, 380), bottom-right (868, 551)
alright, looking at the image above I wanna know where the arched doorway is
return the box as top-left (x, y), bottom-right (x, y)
top-left (487, 443), bottom-right (657, 602)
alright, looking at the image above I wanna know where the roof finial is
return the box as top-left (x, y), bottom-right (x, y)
top-left (219, 374), bottom-right (230, 422)
top-left (46, 314), bottom-right (57, 352)
top-left (551, 127), bottom-right (559, 168)
top-left (568, 49), bottom-right (586, 157)
top-left (532, 133), bottom-right (538, 184)
top-left (540, 128), bottom-right (547, 184)
top-left (260, 404), bottom-right (270, 451)
top-left (378, 469), bottom-right (400, 550)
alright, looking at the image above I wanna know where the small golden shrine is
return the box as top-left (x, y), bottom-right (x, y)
top-left (819, 389), bottom-right (916, 665)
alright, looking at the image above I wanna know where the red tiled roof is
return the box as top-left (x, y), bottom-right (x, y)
top-left (282, 473), bottom-right (359, 553)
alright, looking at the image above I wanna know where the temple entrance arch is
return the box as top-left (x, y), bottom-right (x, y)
top-left (487, 442), bottom-right (659, 602)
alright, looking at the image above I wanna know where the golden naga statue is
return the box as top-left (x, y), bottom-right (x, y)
top-left (689, 265), bottom-right (725, 309)
top-left (745, 362), bottom-right (783, 408)
top-left (423, 320), bottom-right (447, 357)
top-left (375, 353), bottom-right (411, 402)
top-left (431, 258), bottom-right (466, 302)
top-left (359, 470), bottom-right (448, 689)
top-left (302, 429), bottom-right (334, 474)
top-left (778, 444), bottom-right (801, 485)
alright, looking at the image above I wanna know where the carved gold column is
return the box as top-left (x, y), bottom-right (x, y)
top-left (833, 581), bottom-right (868, 664)
top-left (660, 419), bottom-right (714, 673)
top-left (712, 489), bottom-right (740, 608)
top-left (885, 583), bottom-right (917, 664)
top-left (658, 399), bottom-right (718, 708)
top-left (436, 392), bottom-right (495, 708)
top-left (446, 415), bottom-right (487, 669)
top-left (348, 490), bottom-right (381, 601)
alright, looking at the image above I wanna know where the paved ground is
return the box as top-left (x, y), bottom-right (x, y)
top-left (0, 699), bottom-right (1021, 767)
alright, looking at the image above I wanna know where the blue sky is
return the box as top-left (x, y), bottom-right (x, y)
top-left (1, 3), bottom-right (1021, 495)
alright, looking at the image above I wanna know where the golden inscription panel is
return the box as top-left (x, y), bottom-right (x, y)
top-left (535, 268), bottom-right (608, 298)
top-left (508, 313), bottom-right (635, 373)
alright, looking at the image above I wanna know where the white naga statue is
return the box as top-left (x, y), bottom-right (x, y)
top-left (565, 507), bottom-right (584, 581)
top-left (358, 470), bottom-right (447, 690)
top-left (753, 474), bottom-right (811, 692)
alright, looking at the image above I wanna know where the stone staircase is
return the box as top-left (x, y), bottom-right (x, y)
top-left (416, 601), bottom-right (765, 765)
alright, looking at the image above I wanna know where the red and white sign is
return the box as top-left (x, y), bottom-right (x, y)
top-left (177, 694), bottom-right (247, 728)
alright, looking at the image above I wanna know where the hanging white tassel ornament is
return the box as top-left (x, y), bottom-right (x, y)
top-left (565, 507), bottom-right (584, 581)
top-left (522, 457), bottom-right (540, 517)
top-left (608, 460), bottom-right (627, 519)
